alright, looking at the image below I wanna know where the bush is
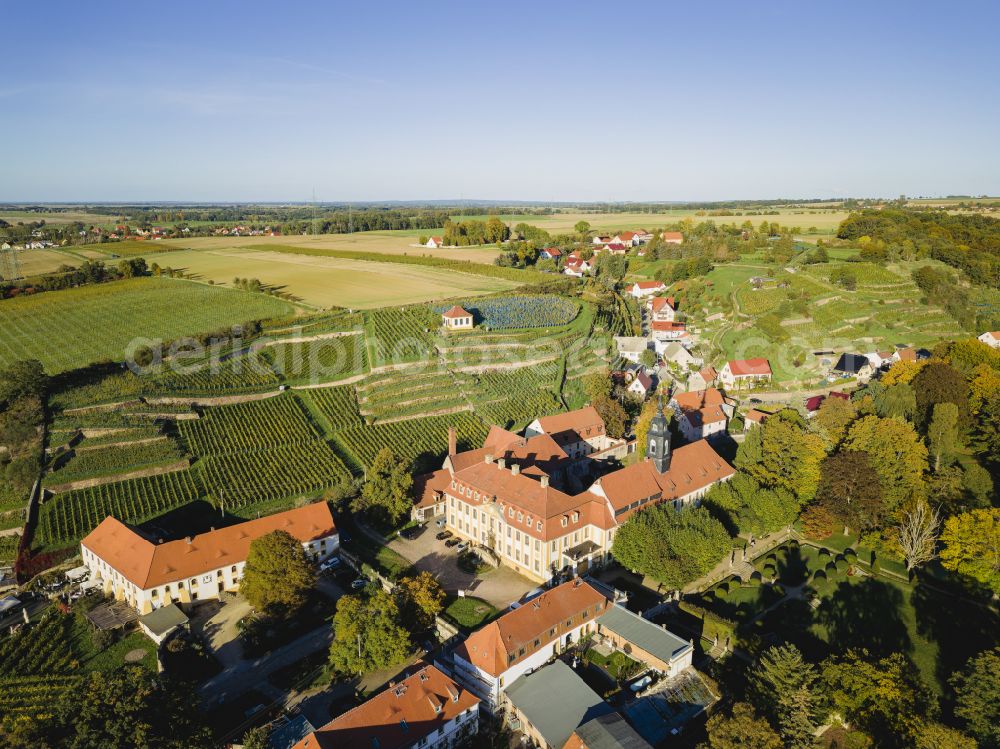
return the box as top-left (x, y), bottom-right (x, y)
top-left (813, 569), bottom-right (827, 581)
top-left (763, 564), bottom-right (777, 578)
top-left (747, 575), bottom-right (762, 588)
top-left (91, 628), bottom-right (115, 652)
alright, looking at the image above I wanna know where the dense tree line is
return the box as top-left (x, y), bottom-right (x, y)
top-left (1, 258), bottom-right (149, 297)
top-left (838, 208), bottom-right (1000, 287)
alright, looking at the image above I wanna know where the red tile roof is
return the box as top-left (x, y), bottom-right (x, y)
top-left (442, 305), bottom-right (471, 319)
top-left (671, 388), bottom-right (725, 412)
top-left (293, 664), bottom-right (478, 749)
top-left (455, 580), bottom-right (611, 677)
top-left (744, 409), bottom-right (770, 423)
top-left (590, 441), bottom-right (734, 519)
top-left (698, 366), bottom-right (717, 382)
top-left (632, 281), bottom-right (665, 290)
top-left (649, 296), bottom-right (676, 313)
top-left (727, 358), bottom-right (772, 376)
top-left (651, 321), bottom-right (686, 332)
top-left (82, 503), bottom-right (337, 590)
top-left (660, 231), bottom-right (683, 241)
top-left (534, 406), bottom-right (604, 440)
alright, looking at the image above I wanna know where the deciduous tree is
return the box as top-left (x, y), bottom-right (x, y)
top-left (939, 508), bottom-right (1000, 593)
top-left (241, 530), bottom-right (315, 617)
top-left (699, 703), bottom-right (781, 749)
top-left (736, 411), bottom-right (824, 504)
top-left (592, 393), bottom-right (627, 439)
top-left (355, 447), bottom-right (414, 525)
top-left (395, 571), bottom-right (445, 631)
top-left (813, 395), bottom-right (857, 448)
top-left (611, 506), bottom-right (730, 589)
top-left (913, 723), bottom-right (977, 749)
top-left (815, 451), bottom-right (884, 534)
top-left (912, 362), bottom-right (970, 429)
top-left (950, 647), bottom-right (1000, 748)
top-left (927, 402), bottom-right (960, 471)
top-left (895, 499), bottom-right (940, 572)
top-left (874, 382), bottom-right (917, 421)
top-left (843, 416), bottom-right (929, 517)
top-left (328, 590), bottom-right (412, 676)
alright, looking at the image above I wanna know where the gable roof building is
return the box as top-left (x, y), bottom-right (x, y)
top-left (832, 353), bottom-right (873, 378)
top-left (505, 660), bottom-right (614, 749)
top-left (81, 503), bottom-right (338, 614)
top-left (292, 664), bottom-right (480, 749)
top-left (719, 358), bottom-right (772, 387)
top-left (670, 388), bottom-right (733, 442)
top-left (562, 712), bottom-right (653, 749)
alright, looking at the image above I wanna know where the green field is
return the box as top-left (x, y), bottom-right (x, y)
top-left (109, 247), bottom-right (522, 308)
top-left (0, 277), bottom-right (294, 373)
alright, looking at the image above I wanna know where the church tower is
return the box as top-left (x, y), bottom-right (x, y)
top-left (648, 392), bottom-right (672, 474)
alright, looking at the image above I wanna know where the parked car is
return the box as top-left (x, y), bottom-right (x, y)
top-left (445, 538), bottom-right (461, 548)
top-left (456, 541), bottom-right (469, 552)
top-left (319, 556), bottom-right (342, 572)
top-left (748, 397), bottom-right (763, 404)
top-left (434, 518), bottom-right (446, 529)
top-left (350, 577), bottom-right (369, 591)
top-left (436, 530), bottom-right (452, 541)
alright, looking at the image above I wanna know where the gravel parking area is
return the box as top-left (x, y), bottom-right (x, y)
top-left (388, 520), bottom-right (535, 609)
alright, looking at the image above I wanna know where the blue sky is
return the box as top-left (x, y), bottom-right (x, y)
top-left (2, 1), bottom-right (998, 202)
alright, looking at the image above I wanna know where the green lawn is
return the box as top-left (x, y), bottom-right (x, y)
top-left (443, 595), bottom-right (499, 631)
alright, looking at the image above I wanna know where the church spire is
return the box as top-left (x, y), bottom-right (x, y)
top-left (648, 389), bottom-right (672, 474)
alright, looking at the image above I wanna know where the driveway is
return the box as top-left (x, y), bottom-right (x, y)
top-left (388, 522), bottom-right (535, 609)
top-left (190, 594), bottom-right (253, 669)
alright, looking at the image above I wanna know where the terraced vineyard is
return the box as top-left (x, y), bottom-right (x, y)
top-left (434, 295), bottom-right (580, 329)
top-left (0, 675), bottom-right (82, 725)
top-left (302, 385), bottom-right (363, 432)
top-left (44, 438), bottom-right (185, 486)
top-left (337, 412), bottom-right (488, 472)
top-left (365, 306), bottom-right (437, 364)
top-left (178, 396), bottom-right (321, 454)
top-left (268, 333), bottom-right (368, 383)
top-left (36, 469), bottom-right (203, 546)
top-left (356, 370), bottom-right (467, 422)
top-left (809, 261), bottom-right (904, 286)
top-left (201, 441), bottom-right (353, 507)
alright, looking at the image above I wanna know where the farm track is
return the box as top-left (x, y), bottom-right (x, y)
top-left (73, 435), bottom-right (169, 453)
top-left (450, 355), bottom-right (559, 374)
top-left (43, 459), bottom-right (191, 493)
top-left (369, 404), bottom-right (474, 426)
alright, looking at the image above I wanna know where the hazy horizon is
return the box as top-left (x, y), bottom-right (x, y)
top-left (4, 0), bottom-right (999, 202)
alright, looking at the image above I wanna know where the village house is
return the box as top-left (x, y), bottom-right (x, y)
top-left (602, 242), bottom-right (629, 256)
top-left (650, 320), bottom-right (688, 342)
top-left (660, 231), bottom-right (683, 244)
top-left (977, 331), bottom-right (1000, 349)
top-left (670, 388), bottom-right (734, 442)
top-left (592, 235), bottom-right (612, 245)
top-left (595, 603), bottom-right (693, 678)
top-left (442, 305), bottom-right (474, 330)
top-left (563, 255), bottom-right (592, 277)
top-left (890, 346), bottom-right (930, 364)
top-left (718, 358), bottom-right (772, 388)
top-left (80, 503), bottom-right (338, 615)
top-left (612, 231), bottom-right (639, 247)
top-left (744, 409), bottom-right (771, 431)
top-left (563, 712), bottom-right (653, 749)
top-left (627, 371), bottom-right (653, 399)
top-left (613, 336), bottom-right (651, 364)
top-left (656, 341), bottom-right (700, 370)
top-left (831, 353), bottom-right (874, 382)
top-left (648, 296), bottom-right (678, 322)
top-left (425, 236), bottom-right (445, 248)
top-left (687, 365), bottom-right (717, 392)
top-left (539, 247), bottom-right (563, 261)
top-left (293, 664), bottom-right (479, 749)
top-left (453, 579), bottom-right (614, 712)
top-left (864, 350), bottom-right (896, 370)
top-left (415, 405), bottom-right (734, 583)
top-left (629, 280), bottom-right (666, 299)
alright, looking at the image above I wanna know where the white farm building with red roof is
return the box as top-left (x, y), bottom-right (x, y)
top-left (442, 305), bottom-right (473, 330)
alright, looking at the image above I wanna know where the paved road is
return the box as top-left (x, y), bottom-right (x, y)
top-left (199, 621), bottom-right (334, 707)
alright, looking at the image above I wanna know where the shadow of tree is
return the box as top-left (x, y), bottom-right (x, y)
top-left (816, 578), bottom-right (910, 658)
top-left (775, 543), bottom-right (809, 586)
top-left (911, 580), bottom-right (1000, 713)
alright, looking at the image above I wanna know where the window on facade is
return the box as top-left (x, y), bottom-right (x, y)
top-left (508, 654), bottom-right (516, 664)
top-left (508, 507), bottom-right (514, 518)
top-left (517, 512), bottom-right (523, 522)
top-left (518, 647), bottom-right (525, 657)
top-left (561, 517), bottom-right (567, 527)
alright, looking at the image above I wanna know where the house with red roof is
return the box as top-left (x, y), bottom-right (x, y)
top-left (425, 236), bottom-right (445, 248)
top-left (648, 295), bottom-right (678, 322)
top-left (80, 503), bottom-right (338, 614)
top-left (292, 664), bottom-right (480, 749)
top-left (430, 403), bottom-right (733, 585)
top-left (743, 409), bottom-right (771, 431)
top-left (629, 280), bottom-right (666, 299)
top-left (670, 388), bottom-right (734, 442)
top-left (687, 365), bottom-right (717, 391)
top-left (719, 358), bottom-right (772, 388)
top-left (442, 305), bottom-right (473, 330)
top-left (650, 320), bottom-right (688, 342)
top-left (978, 331), bottom-right (1000, 349)
top-left (539, 247), bottom-right (563, 260)
top-left (603, 242), bottom-right (629, 255)
top-left (660, 231), bottom-right (684, 244)
top-left (627, 371), bottom-right (654, 399)
top-left (563, 255), bottom-right (592, 277)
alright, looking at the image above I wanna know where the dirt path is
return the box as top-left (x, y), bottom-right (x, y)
top-left (73, 435), bottom-right (169, 453)
top-left (370, 404), bottom-right (473, 425)
top-left (451, 355), bottom-right (558, 374)
top-left (258, 330), bottom-right (362, 346)
top-left (44, 460), bottom-right (191, 493)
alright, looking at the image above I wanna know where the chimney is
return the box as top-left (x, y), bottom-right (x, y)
top-left (497, 458), bottom-right (506, 470)
top-left (540, 475), bottom-right (549, 488)
top-left (186, 537), bottom-right (193, 545)
top-left (485, 454), bottom-right (494, 464)
top-left (511, 464), bottom-right (520, 476)
top-left (447, 426), bottom-right (457, 457)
